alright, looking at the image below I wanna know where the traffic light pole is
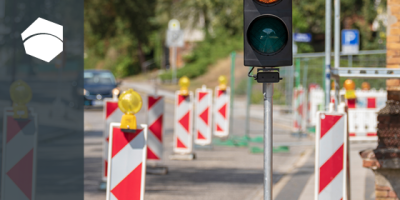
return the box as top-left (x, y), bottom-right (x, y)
top-left (249, 67), bottom-right (281, 200)
top-left (263, 81), bottom-right (273, 200)
top-left (334, 0), bottom-right (341, 110)
top-left (325, 0), bottom-right (332, 110)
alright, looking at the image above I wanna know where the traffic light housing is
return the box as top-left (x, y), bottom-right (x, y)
top-left (244, 0), bottom-right (292, 67)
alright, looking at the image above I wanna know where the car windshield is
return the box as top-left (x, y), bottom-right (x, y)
top-left (84, 71), bottom-right (116, 85)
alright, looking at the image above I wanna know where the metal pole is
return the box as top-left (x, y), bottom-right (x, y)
top-left (325, 0), bottom-right (332, 110)
top-left (295, 58), bottom-right (301, 88)
top-left (284, 68), bottom-right (290, 107)
top-left (154, 78), bottom-right (158, 95)
top-left (172, 47), bottom-right (177, 83)
top-left (334, 0), bottom-right (340, 110)
top-left (302, 59), bottom-right (308, 133)
top-left (263, 82), bottom-right (273, 200)
top-left (288, 65), bottom-right (294, 111)
top-left (245, 67), bottom-right (253, 139)
top-left (348, 55), bottom-right (352, 67)
top-left (334, 77), bottom-right (339, 110)
top-left (334, 0), bottom-right (340, 70)
top-left (229, 52), bottom-right (236, 135)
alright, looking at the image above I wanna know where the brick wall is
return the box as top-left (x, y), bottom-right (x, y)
top-left (387, 0), bottom-right (400, 91)
top-left (376, 185), bottom-right (398, 200)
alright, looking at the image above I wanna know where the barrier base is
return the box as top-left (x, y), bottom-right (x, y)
top-left (194, 144), bottom-right (213, 150)
top-left (169, 153), bottom-right (196, 160)
top-left (146, 165), bottom-right (168, 175)
top-left (98, 181), bottom-right (107, 191)
top-left (250, 146), bottom-right (290, 154)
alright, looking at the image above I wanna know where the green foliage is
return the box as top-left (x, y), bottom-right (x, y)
top-left (84, 0), bottom-right (158, 77)
top-left (112, 57), bottom-right (142, 78)
top-left (84, 0), bottom-right (385, 80)
top-left (159, 36), bottom-right (243, 80)
top-left (292, 0), bottom-right (384, 51)
top-left (173, 0), bottom-right (243, 39)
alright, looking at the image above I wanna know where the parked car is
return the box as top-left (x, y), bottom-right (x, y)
top-left (84, 70), bottom-right (120, 106)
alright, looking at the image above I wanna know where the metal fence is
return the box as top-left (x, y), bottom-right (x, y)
top-left (232, 50), bottom-right (387, 110)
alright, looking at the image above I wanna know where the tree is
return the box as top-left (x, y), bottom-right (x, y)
top-left (84, 0), bottom-right (158, 73)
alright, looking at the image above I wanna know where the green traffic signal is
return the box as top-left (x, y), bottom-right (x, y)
top-left (247, 15), bottom-right (288, 55)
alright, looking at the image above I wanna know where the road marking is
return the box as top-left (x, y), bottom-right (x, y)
top-left (246, 147), bottom-right (314, 200)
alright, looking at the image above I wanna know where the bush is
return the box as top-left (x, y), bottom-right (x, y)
top-left (159, 35), bottom-right (243, 81)
top-left (109, 56), bottom-right (141, 78)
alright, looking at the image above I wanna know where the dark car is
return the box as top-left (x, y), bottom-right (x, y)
top-left (84, 70), bottom-right (120, 106)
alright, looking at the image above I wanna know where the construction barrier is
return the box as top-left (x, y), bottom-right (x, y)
top-left (194, 86), bottom-right (213, 145)
top-left (213, 87), bottom-right (230, 137)
top-left (293, 87), bottom-right (305, 132)
top-left (308, 85), bottom-right (324, 126)
top-left (309, 88), bottom-right (385, 140)
top-left (146, 95), bottom-right (164, 161)
top-left (353, 89), bottom-right (386, 108)
top-left (174, 91), bottom-right (194, 154)
top-left (1, 108), bottom-right (37, 200)
top-left (347, 89), bottom-right (385, 141)
top-left (106, 123), bottom-right (148, 200)
top-left (315, 112), bottom-right (349, 200)
top-left (103, 98), bottom-right (124, 182)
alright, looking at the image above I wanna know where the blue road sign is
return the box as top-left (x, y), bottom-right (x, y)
top-left (342, 29), bottom-right (359, 54)
top-left (293, 33), bottom-right (312, 42)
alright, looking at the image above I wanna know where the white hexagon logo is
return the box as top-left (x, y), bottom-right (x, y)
top-left (21, 17), bottom-right (63, 62)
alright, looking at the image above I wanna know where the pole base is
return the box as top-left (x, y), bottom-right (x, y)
top-left (169, 153), bottom-right (196, 160)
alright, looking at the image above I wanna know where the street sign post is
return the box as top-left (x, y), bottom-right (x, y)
top-left (342, 30), bottom-right (360, 55)
top-left (166, 19), bottom-right (184, 84)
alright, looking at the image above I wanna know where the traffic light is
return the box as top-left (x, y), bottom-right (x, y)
top-left (244, 0), bottom-right (292, 67)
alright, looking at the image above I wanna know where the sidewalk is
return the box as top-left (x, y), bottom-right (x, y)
top-left (296, 142), bottom-right (376, 200)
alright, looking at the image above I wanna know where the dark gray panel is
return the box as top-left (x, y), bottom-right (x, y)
top-left (0, 1), bottom-right (83, 199)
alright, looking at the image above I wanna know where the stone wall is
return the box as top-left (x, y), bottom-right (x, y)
top-left (387, 0), bottom-right (400, 91)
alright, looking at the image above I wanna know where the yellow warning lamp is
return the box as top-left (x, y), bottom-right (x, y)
top-left (118, 89), bottom-right (142, 132)
top-left (218, 75), bottom-right (227, 91)
top-left (361, 82), bottom-right (370, 91)
top-left (344, 79), bottom-right (356, 99)
top-left (10, 80), bottom-right (32, 119)
top-left (179, 76), bottom-right (190, 96)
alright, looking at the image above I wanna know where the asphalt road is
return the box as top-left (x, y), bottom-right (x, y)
top-left (84, 97), bottom-right (312, 200)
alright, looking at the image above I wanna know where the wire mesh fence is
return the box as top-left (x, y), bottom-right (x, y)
top-left (231, 50), bottom-right (387, 110)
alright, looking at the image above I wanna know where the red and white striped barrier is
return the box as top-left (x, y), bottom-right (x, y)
top-left (103, 99), bottom-right (124, 181)
top-left (106, 123), bottom-right (148, 200)
top-left (308, 85), bottom-right (324, 126)
top-left (348, 108), bottom-right (378, 141)
top-left (355, 89), bottom-right (386, 108)
top-left (293, 87), bottom-right (305, 132)
top-left (194, 86), bottom-right (213, 145)
top-left (213, 87), bottom-right (230, 137)
top-left (1, 109), bottom-right (37, 200)
top-left (174, 91), bottom-right (194, 154)
top-left (315, 112), bottom-right (349, 200)
top-left (347, 90), bottom-right (385, 141)
top-left (146, 95), bottom-right (164, 161)
top-left (310, 89), bottom-right (385, 141)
